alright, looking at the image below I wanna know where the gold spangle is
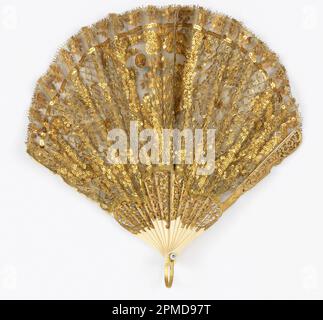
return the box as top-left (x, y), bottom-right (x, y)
top-left (38, 138), bottom-right (45, 148)
top-left (135, 53), bottom-right (146, 68)
top-left (99, 82), bottom-right (108, 89)
top-left (249, 52), bottom-right (257, 63)
top-left (193, 24), bottom-right (202, 31)
top-left (98, 82), bottom-right (107, 89)
top-left (88, 47), bottom-right (96, 54)
top-left (101, 203), bottom-right (108, 210)
top-left (145, 22), bottom-right (158, 30)
top-left (259, 69), bottom-right (268, 80)
top-left (224, 37), bottom-right (232, 44)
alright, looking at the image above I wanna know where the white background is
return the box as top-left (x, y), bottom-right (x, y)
top-left (0, 0), bottom-right (322, 300)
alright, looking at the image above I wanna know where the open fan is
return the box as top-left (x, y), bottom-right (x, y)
top-left (27, 6), bottom-right (302, 287)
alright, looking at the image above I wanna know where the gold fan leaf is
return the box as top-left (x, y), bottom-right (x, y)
top-left (26, 5), bottom-right (302, 287)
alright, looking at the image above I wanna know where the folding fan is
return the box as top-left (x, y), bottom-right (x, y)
top-left (27, 6), bottom-right (302, 287)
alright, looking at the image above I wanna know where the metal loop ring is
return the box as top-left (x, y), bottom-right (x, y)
top-left (164, 253), bottom-right (175, 288)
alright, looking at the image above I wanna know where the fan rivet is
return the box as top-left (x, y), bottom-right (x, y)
top-left (169, 252), bottom-right (176, 261)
